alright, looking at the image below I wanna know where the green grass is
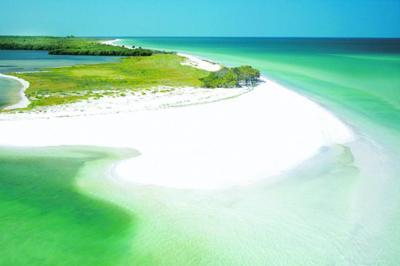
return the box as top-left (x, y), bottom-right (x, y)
top-left (0, 146), bottom-right (135, 266)
top-left (1, 36), bottom-right (260, 110)
top-left (12, 54), bottom-right (209, 108)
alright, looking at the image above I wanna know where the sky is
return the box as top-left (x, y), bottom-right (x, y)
top-left (0, 0), bottom-right (399, 37)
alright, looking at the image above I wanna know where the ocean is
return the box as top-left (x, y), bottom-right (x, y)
top-left (1, 38), bottom-right (400, 265)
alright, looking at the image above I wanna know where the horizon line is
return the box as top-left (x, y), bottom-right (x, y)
top-left (1, 35), bottom-right (400, 39)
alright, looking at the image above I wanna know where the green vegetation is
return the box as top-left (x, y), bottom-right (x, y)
top-left (13, 54), bottom-right (209, 108)
top-left (0, 146), bottom-right (134, 265)
top-left (1, 36), bottom-right (261, 109)
top-left (0, 36), bottom-right (156, 56)
top-left (201, 66), bottom-right (260, 88)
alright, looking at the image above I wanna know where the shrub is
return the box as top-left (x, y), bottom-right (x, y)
top-left (201, 66), bottom-right (260, 88)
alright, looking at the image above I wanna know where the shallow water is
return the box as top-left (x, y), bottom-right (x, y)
top-left (0, 146), bottom-right (136, 266)
top-left (115, 37), bottom-right (400, 265)
top-left (1, 38), bottom-right (400, 265)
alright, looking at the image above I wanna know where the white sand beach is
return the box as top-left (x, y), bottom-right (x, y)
top-left (0, 53), bottom-right (354, 189)
top-left (178, 52), bottom-right (222, 72)
top-left (101, 39), bottom-right (122, 46)
top-left (0, 86), bottom-right (249, 120)
top-left (0, 73), bottom-right (30, 110)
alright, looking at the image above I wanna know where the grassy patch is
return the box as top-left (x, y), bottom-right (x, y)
top-left (12, 54), bottom-right (209, 108)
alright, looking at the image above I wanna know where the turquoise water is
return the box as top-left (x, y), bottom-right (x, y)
top-left (1, 38), bottom-right (400, 265)
top-left (0, 50), bottom-right (120, 109)
top-left (115, 38), bottom-right (400, 265)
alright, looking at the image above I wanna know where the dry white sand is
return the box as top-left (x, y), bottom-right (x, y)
top-left (178, 53), bottom-right (222, 72)
top-left (101, 39), bottom-right (122, 46)
top-left (0, 87), bottom-right (249, 120)
top-left (0, 74), bottom-right (354, 189)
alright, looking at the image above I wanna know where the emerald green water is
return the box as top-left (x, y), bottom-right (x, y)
top-left (1, 38), bottom-right (400, 265)
top-left (0, 146), bottom-right (135, 266)
top-left (116, 38), bottom-right (400, 265)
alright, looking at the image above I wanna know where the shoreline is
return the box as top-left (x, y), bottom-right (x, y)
top-left (0, 73), bottom-right (30, 110)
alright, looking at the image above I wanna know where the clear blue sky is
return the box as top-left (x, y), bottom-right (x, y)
top-left (1, 0), bottom-right (399, 37)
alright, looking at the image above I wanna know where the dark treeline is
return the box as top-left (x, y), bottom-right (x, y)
top-left (0, 36), bottom-right (164, 57)
top-left (48, 48), bottom-right (153, 56)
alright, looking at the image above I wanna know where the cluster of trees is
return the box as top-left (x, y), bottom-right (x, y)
top-left (49, 48), bottom-right (153, 56)
top-left (0, 37), bottom-right (59, 50)
top-left (201, 66), bottom-right (260, 88)
top-left (0, 36), bottom-right (155, 56)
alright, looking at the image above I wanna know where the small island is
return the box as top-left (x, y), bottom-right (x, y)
top-left (0, 36), bottom-right (155, 56)
top-left (0, 36), bottom-right (260, 110)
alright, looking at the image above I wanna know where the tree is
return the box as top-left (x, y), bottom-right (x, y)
top-left (233, 66), bottom-right (260, 86)
top-left (201, 66), bottom-right (260, 88)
